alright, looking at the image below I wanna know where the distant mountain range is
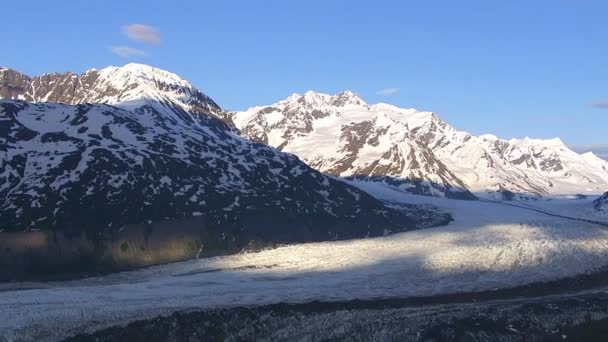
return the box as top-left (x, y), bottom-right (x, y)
top-left (571, 144), bottom-right (608, 161)
top-left (0, 64), bottom-right (446, 279)
top-left (231, 91), bottom-right (608, 200)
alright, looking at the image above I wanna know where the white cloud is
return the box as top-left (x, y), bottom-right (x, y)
top-left (110, 46), bottom-right (147, 58)
top-left (376, 88), bottom-right (400, 96)
top-left (122, 24), bottom-right (160, 45)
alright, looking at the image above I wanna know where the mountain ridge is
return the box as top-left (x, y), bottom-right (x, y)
top-left (232, 90), bottom-right (608, 199)
top-left (0, 66), bottom-right (442, 235)
top-left (0, 63), bottom-right (224, 125)
top-left (0, 65), bottom-right (449, 279)
top-left (595, 192), bottom-right (608, 212)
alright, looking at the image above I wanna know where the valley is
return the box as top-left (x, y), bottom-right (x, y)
top-left (1, 191), bottom-right (608, 341)
top-left (4, 2), bottom-right (608, 340)
top-left (1, 63), bottom-right (607, 341)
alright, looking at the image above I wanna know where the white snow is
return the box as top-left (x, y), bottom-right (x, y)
top-left (2, 188), bottom-right (608, 341)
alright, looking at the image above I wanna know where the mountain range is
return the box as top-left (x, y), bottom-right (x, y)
top-left (231, 91), bottom-right (608, 200)
top-left (0, 64), bottom-right (446, 279)
top-left (1, 63), bottom-right (606, 279)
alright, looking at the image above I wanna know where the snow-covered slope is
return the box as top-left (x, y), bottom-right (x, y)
top-left (1, 100), bottom-right (409, 233)
top-left (0, 63), bottom-right (223, 125)
top-left (0, 73), bottom-right (446, 235)
top-left (232, 91), bottom-right (475, 199)
top-left (232, 91), bottom-right (608, 199)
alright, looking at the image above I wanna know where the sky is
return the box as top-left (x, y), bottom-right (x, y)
top-left (1, 0), bottom-right (607, 149)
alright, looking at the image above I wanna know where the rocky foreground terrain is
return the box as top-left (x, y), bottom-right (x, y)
top-left (67, 272), bottom-right (608, 342)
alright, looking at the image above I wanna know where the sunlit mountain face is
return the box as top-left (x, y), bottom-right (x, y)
top-left (231, 90), bottom-right (608, 200)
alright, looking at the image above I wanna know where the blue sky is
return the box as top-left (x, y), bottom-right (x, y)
top-left (2, 0), bottom-right (607, 147)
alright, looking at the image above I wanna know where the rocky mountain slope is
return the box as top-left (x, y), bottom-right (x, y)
top-left (594, 192), bottom-right (608, 212)
top-left (232, 91), bottom-right (608, 199)
top-left (0, 65), bottom-right (448, 279)
top-left (0, 64), bottom-right (221, 117)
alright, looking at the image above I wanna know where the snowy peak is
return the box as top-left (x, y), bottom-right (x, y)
top-left (0, 63), bottom-right (221, 118)
top-left (95, 63), bottom-right (185, 81)
top-left (280, 90), bottom-right (367, 108)
top-left (1, 98), bottom-right (441, 236)
top-left (90, 63), bottom-right (205, 103)
top-left (331, 90), bottom-right (367, 106)
top-left (233, 92), bottom-right (476, 199)
top-left (510, 137), bottom-right (566, 149)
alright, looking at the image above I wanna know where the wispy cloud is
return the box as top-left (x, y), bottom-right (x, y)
top-left (376, 88), bottom-right (400, 96)
top-left (591, 101), bottom-right (608, 109)
top-left (122, 24), bottom-right (160, 45)
top-left (110, 46), bottom-right (147, 58)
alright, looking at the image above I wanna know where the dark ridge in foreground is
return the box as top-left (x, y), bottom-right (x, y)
top-left (67, 270), bottom-right (608, 342)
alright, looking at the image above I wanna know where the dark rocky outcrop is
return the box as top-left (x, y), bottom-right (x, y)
top-left (594, 192), bottom-right (608, 212)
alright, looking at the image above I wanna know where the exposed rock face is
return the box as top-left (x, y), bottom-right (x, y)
top-left (0, 65), bottom-right (450, 279)
top-left (594, 192), bottom-right (608, 212)
top-left (232, 91), bottom-right (608, 199)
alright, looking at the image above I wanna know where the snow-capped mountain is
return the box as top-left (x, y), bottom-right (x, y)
top-left (0, 66), bottom-right (450, 277)
top-left (0, 63), bottom-right (223, 126)
top-left (595, 192), bottom-right (608, 212)
top-left (232, 91), bottom-right (608, 199)
top-left (1, 99), bottom-right (425, 235)
top-left (0, 65), bottom-right (446, 235)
